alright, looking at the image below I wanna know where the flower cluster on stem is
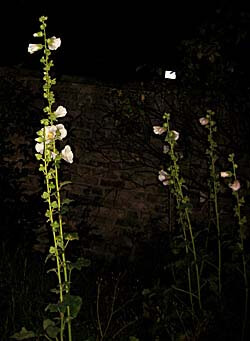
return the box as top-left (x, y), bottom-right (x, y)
top-left (154, 114), bottom-right (202, 312)
top-left (28, 16), bottom-right (82, 341)
top-left (201, 110), bottom-right (222, 300)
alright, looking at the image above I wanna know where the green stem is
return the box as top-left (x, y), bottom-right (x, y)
top-left (167, 120), bottom-right (202, 310)
top-left (208, 113), bottom-right (221, 301)
top-left (54, 163), bottom-right (72, 341)
top-left (231, 159), bottom-right (248, 341)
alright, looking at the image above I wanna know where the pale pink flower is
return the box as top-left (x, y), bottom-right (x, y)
top-left (51, 152), bottom-right (57, 160)
top-left (229, 180), bottom-right (240, 191)
top-left (47, 36), bottom-right (61, 50)
top-left (158, 170), bottom-right (170, 185)
top-left (28, 43), bottom-right (43, 54)
top-left (199, 117), bottom-right (209, 126)
top-left (61, 145), bottom-right (73, 163)
top-left (153, 126), bottom-right (167, 135)
top-left (220, 171), bottom-right (230, 178)
top-left (55, 106), bottom-right (67, 118)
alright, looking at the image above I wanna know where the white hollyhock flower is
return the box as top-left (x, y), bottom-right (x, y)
top-left (35, 126), bottom-right (57, 143)
top-left (158, 169), bottom-right (170, 185)
top-left (153, 126), bottom-right (167, 135)
top-left (61, 145), bottom-right (73, 163)
top-left (220, 171), bottom-right (230, 178)
top-left (165, 71), bottom-right (176, 79)
top-left (47, 36), bottom-right (61, 50)
top-left (45, 126), bottom-right (57, 141)
top-left (55, 106), bottom-right (67, 118)
top-left (35, 142), bottom-right (44, 154)
top-left (56, 124), bottom-right (67, 140)
top-left (28, 43), bottom-right (43, 54)
top-left (172, 130), bottom-right (179, 140)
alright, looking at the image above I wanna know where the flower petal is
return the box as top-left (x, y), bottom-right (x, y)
top-left (35, 142), bottom-right (44, 154)
top-left (55, 106), bottom-right (67, 118)
top-left (153, 126), bottom-right (167, 135)
top-left (47, 36), bottom-right (61, 50)
top-left (229, 180), bottom-right (240, 191)
top-left (56, 124), bottom-right (67, 140)
top-left (28, 43), bottom-right (43, 54)
top-left (199, 117), bottom-right (209, 126)
top-left (61, 145), bottom-right (73, 163)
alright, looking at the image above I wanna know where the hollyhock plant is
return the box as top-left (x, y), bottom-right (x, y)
top-left (19, 16), bottom-right (83, 341)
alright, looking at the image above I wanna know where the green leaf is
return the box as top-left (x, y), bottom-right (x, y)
top-left (62, 198), bottom-right (74, 206)
top-left (69, 257), bottom-right (91, 271)
top-left (45, 303), bottom-right (61, 313)
top-left (10, 327), bottom-right (36, 340)
top-left (41, 191), bottom-right (49, 200)
top-left (49, 246), bottom-right (56, 255)
top-left (36, 136), bottom-right (44, 143)
top-left (59, 181), bottom-right (72, 190)
top-left (51, 221), bottom-right (59, 230)
top-left (41, 118), bottom-right (49, 125)
top-left (43, 319), bottom-right (55, 330)
top-left (39, 164), bottom-right (45, 172)
top-left (62, 294), bottom-right (82, 319)
top-left (43, 319), bottom-right (60, 338)
top-left (64, 232), bottom-right (79, 241)
top-left (51, 201), bottom-right (58, 209)
top-left (46, 325), bottom-right (60, 338)
top-left (35, 153), bottom-right (43, 160)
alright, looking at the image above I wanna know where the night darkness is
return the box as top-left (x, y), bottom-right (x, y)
top-left (2, 1), bottom-right (250, 341)
top-left (0, 0), bottom-right (238, 80)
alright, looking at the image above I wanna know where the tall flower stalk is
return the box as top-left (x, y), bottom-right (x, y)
top-left (28, 16), bottom-right (82, 341)
top-left (227, 154), bottom-right (248, 341)
top-left (155, 113), bottom-right (202, 311)
top-left (201, 110), bottom-right (222, 300)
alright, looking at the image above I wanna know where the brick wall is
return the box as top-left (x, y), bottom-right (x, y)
top-left (1, 66), bottom-right (173, 258)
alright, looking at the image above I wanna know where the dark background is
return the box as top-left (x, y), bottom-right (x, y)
top-left (0, 0), bottom-right (244, 80)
